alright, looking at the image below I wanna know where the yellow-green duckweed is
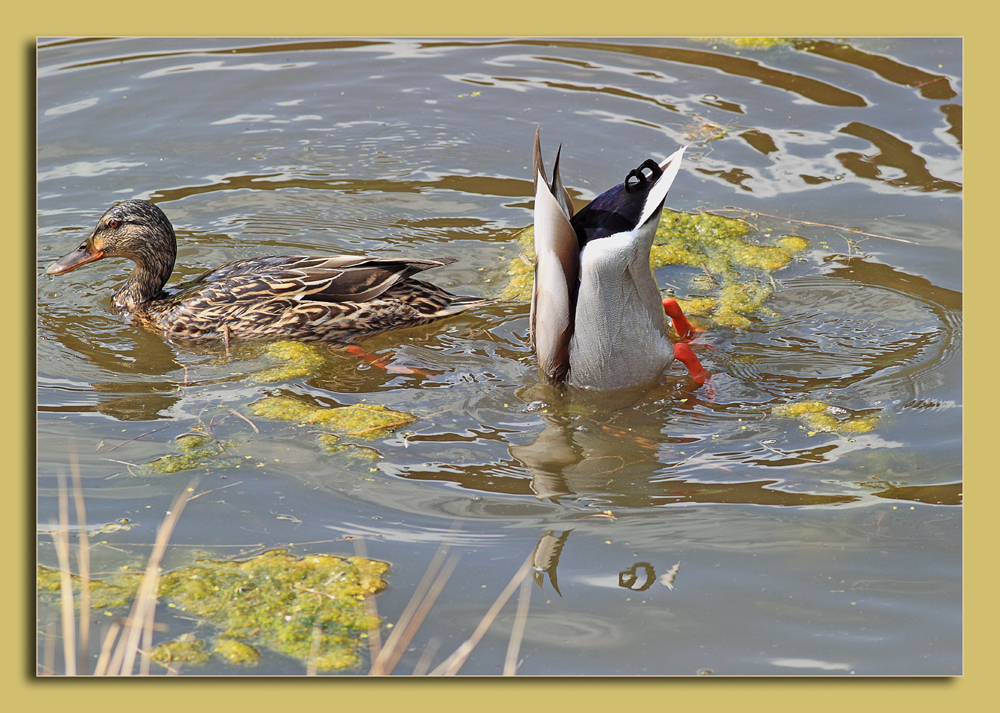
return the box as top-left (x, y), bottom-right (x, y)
top-left (705, 38), bottom-right (792, 50)
top-left (157, 550), bottom-right (388, 670)
top-left (317, 434), bottom-right (382, 460)
top-left (135, 434), bottom-right (239, 476)
top-left (252, 341), bottom-right (327, 383)
top-left (40, 550), bottom-right (390, 671)
top-left (771, 401), bottom-right (882, 434)
top-left (249, 396), bottom-right (416, 438)
top-left (38, 564), bottom-right (143, 610)
top-left (150, 636), bottom-right (212, 666)
top-left (654, 210), bottom-right (807, 273)
top-left (499, 228), bottom-right (535, 301)
top-left (213, 638), bottom-right (262, 666)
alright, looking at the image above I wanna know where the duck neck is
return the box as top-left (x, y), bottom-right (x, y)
top-left (113, 242), bottom-right (176, 312)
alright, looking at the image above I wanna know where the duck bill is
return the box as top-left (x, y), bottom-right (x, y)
top-left (637, 146), bottom-right (685, 227)
top-left (46, 239), bottom-right (106, 275)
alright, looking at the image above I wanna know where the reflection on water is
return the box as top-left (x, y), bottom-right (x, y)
top-left (37, 37), bottom-right (961, 676)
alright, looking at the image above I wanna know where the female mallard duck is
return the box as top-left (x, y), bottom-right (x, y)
top-left (46, 199), bottom-right (489, 343)
top-left (530, 128), bottom-right (709, 390)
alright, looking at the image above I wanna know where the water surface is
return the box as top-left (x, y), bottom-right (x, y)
top-left (37, 37), bottom-right (961, 675)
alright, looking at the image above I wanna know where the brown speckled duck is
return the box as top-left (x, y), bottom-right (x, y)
top-left (46, 199), bottom-right (489, 344)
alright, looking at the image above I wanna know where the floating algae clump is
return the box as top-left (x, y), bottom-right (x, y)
top-left (652, 210), bottom-right (808, 328)
top-left (499, 228), bottom-right (536, 301)
top-left (500, 211), bottom-right (808, 328)
top-left (249, 396), bottom-right (416, 438)
top-left (711, 281), bottom-right (777, 327)
top-left (135, 434), bottom-right (239, 476)
top-left (40, 550), bottom-right (391, 671)
top-left (772, 401), bottom-right (881, 434)
top-left (653, 210), bottom-right (806, 274)
top-left (150, 635), bottom-right (212, 666)
top-left (252, 341), bottom-right (327, 383)
top-left (703, 37), bottom-right (792, 50)
top-left (213, 638), bottom-right (261, 666)
top-left (317, 434), bottom-right (382, 460)
top-left (248, 396), bottom-right (318, 423)
top-left (156, 550), bottom-right (388, 671)
top-left (37, 564), bottom-right (143, 610)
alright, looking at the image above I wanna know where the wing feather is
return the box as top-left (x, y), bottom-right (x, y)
top-left (531, 129), bottom-right (580, 381)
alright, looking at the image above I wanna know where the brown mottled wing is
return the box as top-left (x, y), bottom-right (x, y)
top-left (193, 255), bottom-right (457, 304)
top-left (531, 128), bottom-right (580, 381)
top-left (156, 255), bottom-right (482, 341)
top-left (287, 256), bottom-right (461, 304)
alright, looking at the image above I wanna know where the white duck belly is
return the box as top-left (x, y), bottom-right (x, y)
top-left (566, 229), bottom-right (675, 390)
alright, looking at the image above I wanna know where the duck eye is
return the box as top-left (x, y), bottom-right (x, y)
top-left (108, 219), bottom-right (121, 229)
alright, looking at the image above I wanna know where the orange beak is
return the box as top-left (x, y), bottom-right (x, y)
top-left (46, 238), bottom-right (106, 275)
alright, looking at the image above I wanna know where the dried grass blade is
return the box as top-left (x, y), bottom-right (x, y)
top-left (710, 208), bottom-right (917, 244)
top-left (69, 451), bottom-right (91, 674)
top-left (430, 553), bottom-right (533, 676)
top-left (503, 571), bottom-right (533, 675)
top-left (306, 622), bottom-right (322, 676)
top-left (112, 476), bottom-right (199, 675)
top-left (370, 535), bottom-right (455, 676)
top-left (352, 538), bottom-right (382, 665)
top-left (52, 469), bottom-right (76, 676)
top-left (411, 637), bottom-right (441, 676)
top-left (93, 621), bottom-right (122, 677)
top-left (380, 552), bottom-right (459, 675)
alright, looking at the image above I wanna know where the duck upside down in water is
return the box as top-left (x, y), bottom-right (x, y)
top-left (45, 200), bottom-right (489, 344)
top-left (530, 128), bottom-right (709, 391)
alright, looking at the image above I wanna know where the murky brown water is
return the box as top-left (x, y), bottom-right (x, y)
top-left (37, 37), bottom-right (961, 675)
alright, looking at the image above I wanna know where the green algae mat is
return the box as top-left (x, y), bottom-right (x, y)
top-left (38, 549), bottom-right (389, 671)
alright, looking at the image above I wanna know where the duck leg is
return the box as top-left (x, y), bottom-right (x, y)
top-left (662, 299), bottom-right (710, 386)
top-left (673, 343), bottom-right (709, 386)
top-left (662, 298), bottom-right (701, 340)
top-left (344, 344), bottom-right (432, 376)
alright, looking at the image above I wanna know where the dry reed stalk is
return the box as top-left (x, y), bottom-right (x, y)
top-left (384, 553), bottom-right (459, 674)
top-left (103, 476), bottom-right (199, 676)
top-left (41, 621), bottom-right (56, 675)
top-left (51, 469), bottom-right (76, 676)
top-left (351, 538), bottom-right (383, 666)
top-left (369, 539), bottom-right (456, 675)
top-left (93, 621), bottom-right (122, 676)
top-left (69, 451), bottom-right (91, 675)
top-left (503, 571), bottom-right (534, 675)
top-left (411, 637), bottom-right (441, 676)
top-left (430, 553), bottom-right (533, 676)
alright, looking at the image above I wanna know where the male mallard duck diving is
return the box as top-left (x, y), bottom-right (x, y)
top-left (45, 199), bottom-right (489, 344)
top-left (530, 128), bottom-right (709, 391)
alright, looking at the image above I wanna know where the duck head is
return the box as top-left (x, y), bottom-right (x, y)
top-left (531, 127), bottom-right (703, 391)
top-left (46, 200), bottom-right (178, 311)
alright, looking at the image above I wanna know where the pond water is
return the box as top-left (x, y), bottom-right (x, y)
top-left (36, 37), bottom-right (962, 676)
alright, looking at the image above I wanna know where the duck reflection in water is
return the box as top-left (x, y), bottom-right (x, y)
top-left (531, 529), bottom-right (573, 596)
top-left (509, 380), bottom-right (705, 502)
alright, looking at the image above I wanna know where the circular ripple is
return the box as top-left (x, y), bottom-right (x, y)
top-left (719, 267), bottom-right (961, 408)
